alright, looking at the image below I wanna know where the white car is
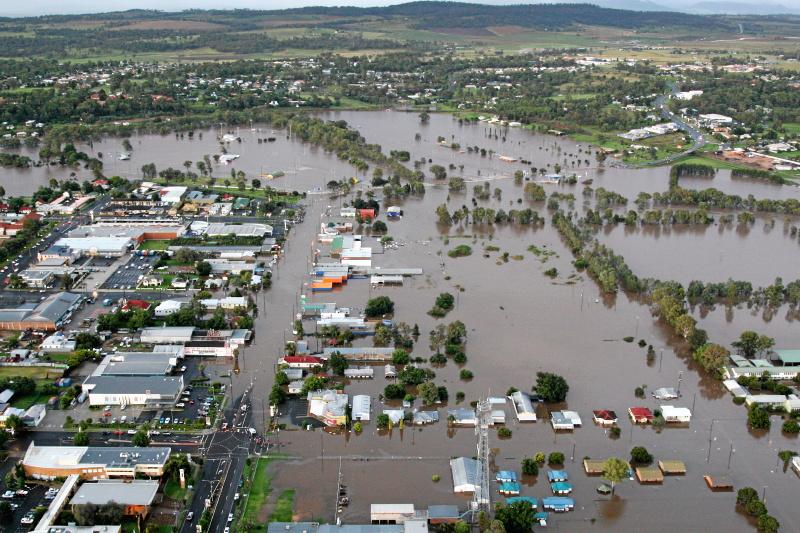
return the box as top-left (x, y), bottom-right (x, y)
top-left (20, 514), bottom-right (35, 525)
top-left (180, 366), bottom-right (187, 372)
top-left (227, 513), bottom-right (233, 523)
top-left (175, 402), bottom-right (185, 408)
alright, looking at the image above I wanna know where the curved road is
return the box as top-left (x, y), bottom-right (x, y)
top-left (614, 84), bottom-right (709, 169)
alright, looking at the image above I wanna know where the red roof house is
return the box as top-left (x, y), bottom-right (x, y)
top-left (280, 355), bottom-right (323, 368)
top-left (121, 299), bottom-right (152, 312)
top-left (628, 407), bottom-right (654, 424)
top-left (358, 208), bottom-right (376, 220)
top-left (592, 410), bottom-right (618, 426)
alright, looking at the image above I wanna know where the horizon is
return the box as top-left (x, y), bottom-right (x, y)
top-left (0, 0), bottom-right (795, 18)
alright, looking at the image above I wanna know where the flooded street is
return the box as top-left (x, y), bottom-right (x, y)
top-left (3, 110), bottom-right (800, 530)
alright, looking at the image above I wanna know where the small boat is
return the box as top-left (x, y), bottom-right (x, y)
top-left (596, 483), bottom-right (612, 495)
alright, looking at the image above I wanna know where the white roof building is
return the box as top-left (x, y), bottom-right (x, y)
top-left (154, 300), bottom-right (184, 317)
top-left (660, 405), bottom-right (692, 423)
top-left (55, 237), bottom-right (132, 256)
top-left (158, 186), bottom-right (187, 204)
top-left (40, 333), bottom-right (77, 353)
top-left (352, 394), bottom-right (371, 421)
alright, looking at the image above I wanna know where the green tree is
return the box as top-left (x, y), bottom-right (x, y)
top-left (602, 457), bottom-right (629, 495)
top-left (494, 501), bottom-right (534, 533)
top-left (521, 457), bottom-right (539, 476)
top-left (384, 384), bottom-right (406, 400)
top-left (693, 343), bottom-right (730, 373)
top-left (372, 220), bottom-right (387, 233)
top-left (417, 381), bottom-right (440, 405)
top-left (365, 296), bottom-right (394, 318)
top-left (74, 431), bottom-right (90, 446)
top-left (548, 452), bottom-right (565, 465)
top-left (534, 372), bottom-right (569, 402)
top-left (328, 352), bottom-right (349, 376)
top-left (630, 446), bottom-right (652, 464)
top-left (733, 331), bottom-right (775, 358)
top-left (454, 521), bottom-right (470, 533)
top-left (392, 349), bottom-right (410, 365)
top-left (132, 430), bottom-right (150, 447)
top-left (747, 404), bottom-right (771, 430)
top-left (302, 375), bottom-right (328, 395)
top-left (737, 487), bottom-right (759, 507)
top-left (376, 413), bottom-right (391, 429)
top-left (196, 261), bottom-right (212, 276)
top-left (419, 111), bottom-right (430, 123)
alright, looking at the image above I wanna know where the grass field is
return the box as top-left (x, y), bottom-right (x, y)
top-left (0, 366), bottom-right (63, 380)
top-left (138, 240), bottom-right (171, 251)
top-left (271, 490), bottom-right (295, 522)
top-left (241, 456), bottom-right (282, 531)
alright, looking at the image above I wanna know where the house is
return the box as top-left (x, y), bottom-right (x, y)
top-left (199, 297), bottom-right (247, 310)
top-left (628, 407), bottom-right (654, 424)
top-left (287, 381), bottom-right (304, 395)
top-left (385, 364), bottom-right (397, 378)
top-left (426, 505), bottom-right (461, 524)
top-left (592, 410), bottom-right (618, 426)
top-left (658, 460), bottom-right (686, 475)
top-left (635, 467), bottom-right (664, 484)
top-left (412, 410), bottom-right (439, 425)
top-left (550, 482), bottom-right (573, 495)
top-left (547, 470), bottom-right (568, 482)
top-left (550, 411), bottom-right (580, 430)
top-left (352, 395), bottom-right (371, 421)
top-left (498, 482), bottom-right (520, 495)
top-left (71, 479), bottom-right (159, 518)
top-left (307, 389), bottom-right (348, 427)
top-left (660, 405), bottom-right (691, 423)
top-left (141, 276), bottom-right (161, 288)
top-left (154, 300), bottom-right (184, 317)
top-left (171, 278), bottom-right (188, 289)
top-left (120, 300), bottom-right (151, 312)
top-left (280, 355), bottom-right (323, 369)
top-left (22, 443), bottom-right (170, 480)
top-left (505, 497), bottom-right (537, 509)
top-left (22, 404), bottom-right (46, 427)
top-left (40, 332), bottom-right (77, 353)
top-left (509, 391), bottom-right (537, 422)
top-left (652, 387), bottom-right (680, 400)
top-left (344, 367), bottom-right (374, 379)
top-left (383, 409), bottom-right (405, 425)
top-left (448, 408), bottom-right (477, 426)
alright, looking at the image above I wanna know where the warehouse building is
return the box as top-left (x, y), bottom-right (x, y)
top-left (54, 237), bottom-right (133, 257)
top-left (22, 443), bottom-right (171, 480)
top-left (205, 222), bottom-right (273, 237)
top-left (81, 375), bottom-right (183, 407)
top-left (0, 292), bottom-right (83, 331)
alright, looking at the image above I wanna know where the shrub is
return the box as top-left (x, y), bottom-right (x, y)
top-left (459, 369), bottom-right (474, 380)
top-left (497, 427), bottom-right (512, 438)
top-left (392, 349), bottom-right (410, 365)
top-left (757, 514), bottom-right (779, 533)
top-left (452, 351), bottom-right (467, 364)
top-left (448, 245), bottom-right (472, 258)
top-left (736, 487), bottom-right (759, 507)
top-left (384, 384), bottom-right (406, 400)
top-left (432, 474), bottom-right (440, 482)
top-left (623, 336), bottom-right (634, 343)
top-left (456, 391), bottom-right (465, 402)
top-left (634, 386), bottom-right (645, 398)
top-left (534, 372), bottom-right (569, 402)
top-left (353, 422), bottom-right (363, 434)
top-left (548, 452), bottom-right (565, 465)
top-left (782, 420), bottom-right (800, 434)
top-left (745, 499), bottom-right (767, 517)
top-left (543, 267), bottom-right (558, 278)
top-left (534, 452), bottom-right (546, 465)
top-left (630, 446), bottom-right (653, 465)
top-left (748, 404), bottom-right (771, 430)
top-left (609, 426), bottom-right (621, 439)
top-left (733, 396), bottom-right (746, 405)
top-left (365, 296), bottom-right (394, 318)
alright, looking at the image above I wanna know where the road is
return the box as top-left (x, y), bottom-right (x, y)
top-left (615, 84), bottom-right (709, 169)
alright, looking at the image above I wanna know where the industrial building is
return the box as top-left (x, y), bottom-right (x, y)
top-left (81, 375), bottom-right (183, 407)
top-left (450, 457), bottom-right (480, 493)
top-left (351, 395), bottom-right (371, 421)
top-left (54, 236), bottom-right (133, 257)
top-left (22, 443), bottom-right (170, 480)
top-left (205, 222), bottom-right (273, 237)
top-left (0, 292), bottom-right (83, 331)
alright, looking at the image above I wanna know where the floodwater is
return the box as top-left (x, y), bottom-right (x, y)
top-left (3, 110), bottom-right (800, 530)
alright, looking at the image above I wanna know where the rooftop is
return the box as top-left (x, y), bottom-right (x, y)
top-left (71, 479), bottom-right (159, 506)
top-left (83, 375), bottom-right (183, 396)
top-left (23, 443), bottom-right (170, 469)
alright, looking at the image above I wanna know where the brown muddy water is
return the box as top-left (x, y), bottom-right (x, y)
top-left (4, 111), bottom-right (800, 531)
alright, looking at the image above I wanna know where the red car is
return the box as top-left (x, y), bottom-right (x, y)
top-left (103, 411), bottom-right (112, 417)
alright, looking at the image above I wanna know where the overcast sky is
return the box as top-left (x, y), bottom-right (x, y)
top-left (1, 0), bottom-right (427, 17)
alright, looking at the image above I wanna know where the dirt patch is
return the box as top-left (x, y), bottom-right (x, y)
top-left (426, 27), bottom-right (495, 36)
top-left (716, 150), bottom-right (777, 170)
top-left (113, 20), bottom-right (227, 31)
top-left (487, 25), bottom-right (528, 36)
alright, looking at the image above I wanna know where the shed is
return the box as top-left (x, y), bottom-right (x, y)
top-left (0, 389), bottom-right (13, 404)
top-left (498, 482), bottom-right (520, 495)
top-left (652, 387), bottom-right (680, 400)
top-left (583, 459), bottom-right (606, 476)
top-left (509, 391), bottom-right (537, 422)
top-left (505, 496), bottom-right (537, 509)
top-left (412, 411), bottom-right (439, 425)
top-left (495, 471), bottom-right (518, 483)
top-left (658, 460), bottom-right (686, 475)
top-left (547, 470), bottom-right (568, 482)
top-left (635, 467), bottom-right (664, 484)
top-left (450, 457), bottom-right (480, 493)
top-left (550, 482), bottom-right (573, 495)
top-left (352, 395), bottom-right (371, 421)
top-left (542, 497), bottom-right (574, 512)
top-left (704, 475), bottom-right (733, 491)
top-left (550, 411), bottom-right (574, 430)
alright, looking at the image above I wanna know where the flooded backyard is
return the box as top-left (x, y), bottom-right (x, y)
top-left (3, 109), bottom-right (800, 531)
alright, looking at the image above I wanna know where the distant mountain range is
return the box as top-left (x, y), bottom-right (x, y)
top-left (482, 0), bottom-right (800, 15)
